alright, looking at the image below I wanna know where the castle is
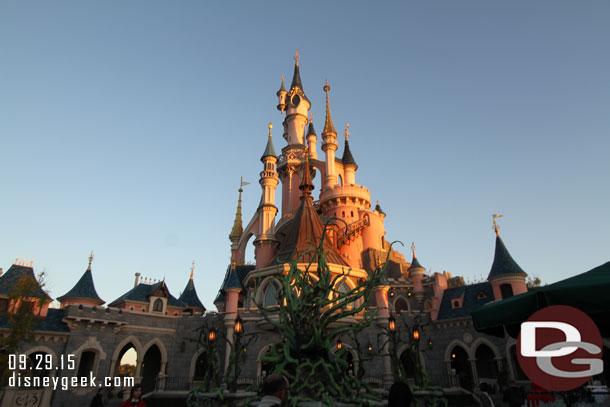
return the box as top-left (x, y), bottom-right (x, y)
top-left (1, 57), bottom-right (536, 407)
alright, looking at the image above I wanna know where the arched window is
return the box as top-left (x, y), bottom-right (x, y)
top-left (263, 282), bottom-right (279, 307)
top-left (194, 352), bottom-right (207, 380)
top-left (475, 344), bottom-right (498, 379)
top-left (400, 348), bottom-right (417, 379)
top-left (77, 351), bottom-right (96, 378)
top-left (450, 346), bottom-right (473, 391)
top-left (395, 297), bottom-right (408, 313)
top-left (116, 345), bottom-right (137, 378)
top-left (338, 175), bottom-right (343, 186)
top-left (153, 299), bottom-right (163, 312)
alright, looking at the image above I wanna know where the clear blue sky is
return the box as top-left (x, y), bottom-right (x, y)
top-left (1, 1), bottom-right (609, 309)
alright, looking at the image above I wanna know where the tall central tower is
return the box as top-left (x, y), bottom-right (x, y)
top-left (276, 53), bottom-right (312, 216)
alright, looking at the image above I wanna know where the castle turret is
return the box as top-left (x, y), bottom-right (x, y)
top-left (487, 216), bottom-right (528, 300)
top-left (178, 261), bottom-right (206, 314)
top-left (282, 53), bottom-right (311, 146)
top-left (306, 116), bottom-right (317, 159)
top-left (408, 243), bottom-right (426, 302)
top-left (276, 54), bottom-right (312, 216)
top-left (254, 123), bottom-right (280, 269)
top-left (321, 80), bottom-right (338, 189)
top-left (341, 124), bottom-right (358, 185)
top-left (57, 252), bottom-right (105, 307)
top-left (276, 76), bottom-right (287, 113)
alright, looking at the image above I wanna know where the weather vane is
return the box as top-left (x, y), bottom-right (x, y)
top-left (492, 214), bottom-right (504, 236)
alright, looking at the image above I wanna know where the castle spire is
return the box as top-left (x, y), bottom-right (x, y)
top-left (322, 80), bottom-right (337, 136)
top-left (341, 123), bottom-right (357, 168)
top-left (290, 49), bottom-right (304, 92)
top-left (229, 181), bottom-right (245, 241)
top-left (261, 122), bottom-right (277, 161)
top-left (299, 147), bottom-right (314, 198)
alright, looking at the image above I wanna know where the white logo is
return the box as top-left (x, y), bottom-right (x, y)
top-left (520, 321), bottom-right (603, 378)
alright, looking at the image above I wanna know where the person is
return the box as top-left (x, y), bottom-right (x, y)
top-left (258, 374), bottom-right (289, 407)
top-left (591, 380), bottom-right (609, 404)
top-left (388, 381), bottom-right (414, 407)
top-left (502, 380), bottom-right (525, 407)
top-left (90, 389), bottom-right (105, 407)
top-left (119, 384), bottom-right (146, 407)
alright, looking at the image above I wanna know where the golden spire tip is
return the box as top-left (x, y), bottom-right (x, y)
top-left (344, 123), bottom-right (350, 140)
top-left (190, 260), bottom-right (195, 280)
top-left (88, 251), bottom-right (94, 269)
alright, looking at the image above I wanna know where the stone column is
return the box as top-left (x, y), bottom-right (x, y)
top-left (469, 358), bottom-right (479, 387)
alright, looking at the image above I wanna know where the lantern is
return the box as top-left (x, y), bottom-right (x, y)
top-left (208, 328), bottom-right (216, 342)
top-left (234, 317), bottom-right (243, 334)
top-left (412, 326), bottom-right (420, 341)
top-left (388, 315), bottom-right (396, 332)
top-left (337, 339), bottom-right (343, 350)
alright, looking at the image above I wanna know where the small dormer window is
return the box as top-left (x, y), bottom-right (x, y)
top-left (477, 291), bottom-right (487, 299)
top-left (452, 300), bottom-right (462, 309)
top-left (153, 298), bottom-right (163, 313)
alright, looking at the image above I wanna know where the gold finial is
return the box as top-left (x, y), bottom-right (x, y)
top-left (14, 257), bottom-right (19, 265)
top-left (492, 214), bottom-right (503, 236)
top-left (190, 260), bottom-right (195, 280)
top-left (411, 242), bottom-right (416, 258)
top-left (88, 251), bottom-right (94, 270)
top-left (295, 48), bottom-right (300, 65)
top-left (344, 123), bottom-right (350, 140)
top-left (309, 112), bottom-right (316, 123)
top-left (268, 122), bottom-right (273, 136)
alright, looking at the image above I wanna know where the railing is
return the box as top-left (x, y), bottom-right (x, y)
top-left (337, 215), bottom-right (370, 247)
top-left (525, 390), bottom-right (610, 407)
top-left (156, 376), bottom-right (192, 391)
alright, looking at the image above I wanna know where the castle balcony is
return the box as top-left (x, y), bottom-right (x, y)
top-left (319, 184), bottom-right (372, 212)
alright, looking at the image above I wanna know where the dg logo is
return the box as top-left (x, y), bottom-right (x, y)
top-left (518, 305), bottom-right (604, 391)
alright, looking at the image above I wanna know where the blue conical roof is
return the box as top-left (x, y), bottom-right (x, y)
top-left (487, 235), bottom-right (527, 280)
top-left (57, 268), bottom-right (104, 304)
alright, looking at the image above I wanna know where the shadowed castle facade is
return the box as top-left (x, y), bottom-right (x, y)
top-left (1, 57), bottom-right (537, 407)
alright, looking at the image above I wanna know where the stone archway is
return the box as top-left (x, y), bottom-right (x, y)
top-left (450, 345), bottom-right (474, 391)
top-left (141, 345), bottom-right (162, 394)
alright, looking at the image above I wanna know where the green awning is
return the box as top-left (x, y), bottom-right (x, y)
top-left (472, 261), bottom-right (610, 338)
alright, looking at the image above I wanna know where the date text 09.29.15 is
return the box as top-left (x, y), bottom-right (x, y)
top-left (8, 354), bottom-right (75, 371)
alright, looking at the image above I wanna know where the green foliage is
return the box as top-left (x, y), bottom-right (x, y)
top-left (187, 318), bottom-right (223, 407)
top-left (0, 272), bottom-right (49, 386)
top-left (255, 228), bottom-right (392, 406)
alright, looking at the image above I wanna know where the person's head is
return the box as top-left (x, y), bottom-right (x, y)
top-left (130, 384), bottom-right (143, 401)
top-left (261, 374), bottom-right (289, 404)
top-left (388, 381), bottom-right (413, 407)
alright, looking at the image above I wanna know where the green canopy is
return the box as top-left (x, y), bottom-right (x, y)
top-left (472, 261), bottom-right (610, 338)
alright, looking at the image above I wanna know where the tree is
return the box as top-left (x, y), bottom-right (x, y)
top-left (0, 270), bottom-right (50, 385)
top-left (255, 230), bottom-right (390, 406)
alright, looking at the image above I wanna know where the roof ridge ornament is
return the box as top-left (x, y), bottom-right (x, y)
top-left (492, 213), bottom-right (503, 236)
